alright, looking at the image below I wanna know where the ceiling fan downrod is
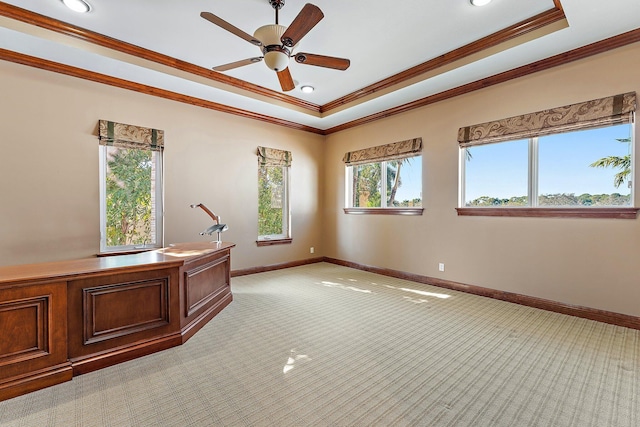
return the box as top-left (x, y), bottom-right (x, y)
top-left (269, 0), bottom-right (285, 24)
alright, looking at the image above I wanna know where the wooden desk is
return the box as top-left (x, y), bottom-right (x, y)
top-left (0, 242), bottom-right (234, 401)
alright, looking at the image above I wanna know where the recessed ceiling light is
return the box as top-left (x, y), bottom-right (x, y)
top-left (470, 0), bottom-right (492, 6)
top-left (61, 0), bottom-right (91, 13)
top-left (300, 85), bottom-right (315, 94)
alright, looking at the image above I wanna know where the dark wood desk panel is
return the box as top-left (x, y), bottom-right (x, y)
top-left (179, 247), bottom-right (232, 342)
top-left (67, 266), bottom-right (182, 375)
top-left (0, 242), bottom-right (235, 401)
top-left (0, 281), bottom-right (71, 401)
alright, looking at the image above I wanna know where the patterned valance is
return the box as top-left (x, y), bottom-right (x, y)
top-left (257, 146), bottom-right (292, 167)
top-left (458, 92), bottom-right (636, 147)
top-left (342, 137), bottom-right (423, 166)
top-left (98, 120), bottom-right (164, 151)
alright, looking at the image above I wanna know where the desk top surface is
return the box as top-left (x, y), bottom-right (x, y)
top-left (0, 242), bottom-right (235, 285)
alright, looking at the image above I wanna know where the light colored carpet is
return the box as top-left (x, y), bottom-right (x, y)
top-left (0, 262), bottom-right (638, 426)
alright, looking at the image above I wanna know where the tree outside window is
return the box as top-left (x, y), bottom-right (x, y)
top-left (350, 156), bottom-right (422, 208)
top-left (257, 146), bottom-right (291, 241)
top-left (258, 165), bottom-right (288, 237)
top-left (104, 147), bottom-right (156, 246)
top-left (98, 120), bottom-right (163, 252)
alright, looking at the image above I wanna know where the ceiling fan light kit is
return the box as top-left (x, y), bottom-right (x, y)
top-left (263, 47), bottom-right (290, 72)
top-left (201, 1), bottom-right (350, 91)
top-left (254, 24), bottom-right (291, 71)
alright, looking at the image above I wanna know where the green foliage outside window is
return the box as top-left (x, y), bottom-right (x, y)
top-left (466, 193), bottom-right (630, 207)
top-left (589, 137), bottom-right (631, 189)
top-left (105, 147), bottom-right (153, 246)
top-left (353, 163), bottom-right (381, 207)
top-left (258, 165), bottom-right (285, 236)
top-left (352, 158), bottom-right (421, 208)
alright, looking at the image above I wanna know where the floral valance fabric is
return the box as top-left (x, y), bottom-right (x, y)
top-left (342, 137), bottom-right (423, 166)
top-left (457, 92), bottom-right (636, 147)
top-left (257, 146), bottom-right (292, 167)
top-left (98, 120), bottom-right (164, 151)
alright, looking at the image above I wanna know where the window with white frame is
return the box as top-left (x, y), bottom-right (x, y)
top-left (98, 120), bottom-right (163, 252)
top-left (257, 146), bottom-right (291, 242)
top-left (458, 93), bottom-right (636, 210)
top-left (344, 138), bottom-right (423, 212)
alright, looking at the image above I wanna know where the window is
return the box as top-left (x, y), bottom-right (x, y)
top-left (462, 124), bottom-right (633, 207)
top-left (348, 157), bottom-right (422, 208)
top-left (257, 146), bottom-right (291, 244)
top-left (98, 120), bottom-right (163, 252)
top-left (457, 93), bottom-right (638, 218)
top-left (344, 138), bottom-right (423, 214)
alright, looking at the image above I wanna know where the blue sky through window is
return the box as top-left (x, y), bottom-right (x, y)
top-left (464, 124), bottom-right (632, 203)
top-left (394, 156), bottom-right (422, 202)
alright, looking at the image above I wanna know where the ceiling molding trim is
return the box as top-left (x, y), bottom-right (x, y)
top-left (0, 2), bottom-right (567, 116)
top-left (0, 2), bottom-right (321, 114)
top-left (2, 24), bottom-right (638, 138)
top-left (0, 48), bottom-right (325, 135)
top-left (552, 0), bottom-right (564, 12)
top-left (321, 4), bottom-right (567, 113)
top-left (323, 28), bottom-right (640, 135)
top-left (1, 2), bottom-right (637, 138)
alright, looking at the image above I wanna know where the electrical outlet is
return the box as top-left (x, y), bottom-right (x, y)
top-left (438, 263), bottom-right (445, 272)
top-left (310, 247), bottom-right (315, 254)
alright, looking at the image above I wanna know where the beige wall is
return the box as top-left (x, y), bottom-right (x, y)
top-left (323, 42), bottom-right (640, 317)
top-left (1, 42), bottom-right (639, 318)
top-left (0, 61), bottom-right (324, 270)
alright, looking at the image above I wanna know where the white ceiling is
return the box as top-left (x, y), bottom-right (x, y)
top-left (0, 0), bottom-right (639, 131)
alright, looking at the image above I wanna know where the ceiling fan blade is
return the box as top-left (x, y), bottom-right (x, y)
top-left (200, 12), bottom-right (262, 46)
top-left (213, 57), bottom-right (263, 72)
top-left (280, 3), bottom-right (324, 48)
top-left (294, 53), bottom-right (350, 70)
top-left (277, 68), bottom-right (295, 92)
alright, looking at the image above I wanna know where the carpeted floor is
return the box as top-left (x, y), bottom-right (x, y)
top-left (0, 262), bottom-right (638, 426)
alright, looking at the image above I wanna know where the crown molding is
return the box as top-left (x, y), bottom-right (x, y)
top-left (321, 4), bottom-right (567, 113)
top-left (0, 1), bottom-right (566, 115)
top-left (0, 1), bottom-right (321, 113)
top-left (1, 1), bottom-right (639, 135)
top-left (0, 48), bottom-right (324, 134)
top-left (324, 28), bottom-right (640, 134)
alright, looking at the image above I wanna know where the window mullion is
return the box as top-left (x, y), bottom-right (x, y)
top-left (630, 113), bottom-right (636, 206)
top-left (529, 137), bottom-right (539, 207)
top-left (99, 147), bottom-right (107, 252)
top-left (381, 161), bottom-right (388, 208)
top-left (459, 148), bottom-right (467, 207)
top-left (345, 166), bottom-right (353, 208)
top-left (283, 166), bottom-right (290, 238)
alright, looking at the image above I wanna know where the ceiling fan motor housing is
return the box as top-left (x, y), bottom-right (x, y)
top-left (269, 0), bottom-right (285, 10)
top-left (254, 24), bottom-right (291, 71)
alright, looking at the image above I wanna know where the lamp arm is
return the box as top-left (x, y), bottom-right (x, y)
top-left (190, 203), bottom-right (220, 224)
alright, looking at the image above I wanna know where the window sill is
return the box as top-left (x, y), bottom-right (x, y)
top-left (344, 207), bottom-right (424, 216)
top-left (97, 247), bottom-right (158, 257)
top-left (256, 238), bottom-right (293, 247)
top-left (456, 207), bottom-right (639, 219)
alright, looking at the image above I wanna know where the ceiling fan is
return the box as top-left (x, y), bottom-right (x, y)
top-left (200, 0), bottom-right (351, 92)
